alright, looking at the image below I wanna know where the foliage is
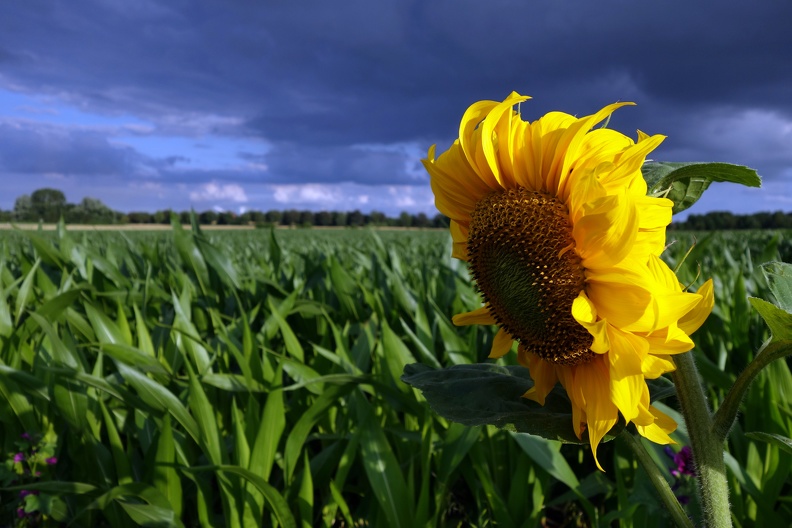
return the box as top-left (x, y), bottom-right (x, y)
top-left (0, 224), bottom-right (789, 526)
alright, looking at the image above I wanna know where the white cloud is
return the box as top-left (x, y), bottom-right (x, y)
top-left (189, 181), bottom-right (248, 202)
top-left (272, 184), bottom-right (342, 205)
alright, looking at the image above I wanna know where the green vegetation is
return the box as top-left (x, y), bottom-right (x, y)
top-left (0, 221), bottom-right (790, 526)
top-left (2, 187), bottom-right (448, 228)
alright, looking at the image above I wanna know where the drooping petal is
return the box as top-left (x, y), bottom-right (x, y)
top-left (489, 328), bottom-right (514, 358)
top-left (641, 354), bottom-right (676, 378)
top-left (678, 279), bottom-right (715, 335)
top-left (573, 357), bottom-right (620, 471)
top-left (635, 405), bottom-right (677, 445)
top-left (520, 348), bottom-right (560, 405)
top-left (452, 306), bottom-right (496, 326)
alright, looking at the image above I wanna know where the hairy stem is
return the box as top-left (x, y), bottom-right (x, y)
top-left (621, 432), bottom-right (693, 528)
top-left (672, 351), bottom-right (731, 528)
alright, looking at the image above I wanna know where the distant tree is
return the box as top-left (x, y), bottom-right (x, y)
top-left (30, 188), bottom-right (66, 222)
top-left (282, 209), bottom-right (300, 226)
top-left (368, 211), bottom-right (386, 226)
top-left (347, 210), bottom-right (364, 227)
top-left (414, 212), bottom-right (431, 228)
top-left (153, 210), bottom-right (172, 224)
top-left (332, 211), bottom-right (347, 227)
top-left (265, 210), bottom-right (283, 224)
top-left (179, 211), bottom-right (192, 225)
top-left (314, 211), bottom-right (333, 226)
top-left (13, 194), bottom-right (33, 222)
top-left (199, 210), bottom-right (218, 224)
top-left (299, 210), bottom-right (314, 226)
top-left (217, 211), bottom-right (236, 225)
top-left (128, 212), bottom-right (152, 223)
top-left (398, 211), bottom-right (413, 227)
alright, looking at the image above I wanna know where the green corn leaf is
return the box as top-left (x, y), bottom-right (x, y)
top-left (510, 433), bottom-right (580, 489)
top-left (298, 450), bottom-right (314, 528)
top-left (642, 161), bottom-right (761, 214)
top-left (355, 394), bottom-right (413, 528)
top-left (283, 382), bottom-right (356, 482)
top-left (99, 399), bottom-right (134, 485)
top-left (745, 431), bottom-right (792, 457)
top-left (250, 385), bottom-right (284, 480)
top-left (14, 257), bottom-right (40, 326)
top-left (268, 298), bottom-right (304, 362)
top-left (115, 362), bottom-right (201, 444)
top-left (153, 414), bottom-right (183, 518)
top-left (187, 465), bottom-right (297, 528)
top-left (85, 302), bottom-right (131, 346)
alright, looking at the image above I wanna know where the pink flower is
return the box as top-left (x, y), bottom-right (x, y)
top-left (45, 456), bottom-right (58, 465)
top-left (13, 452), bottom-right (25, 463)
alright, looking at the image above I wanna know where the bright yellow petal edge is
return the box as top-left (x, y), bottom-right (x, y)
top-left (424, 92), bottom-right (715, 470)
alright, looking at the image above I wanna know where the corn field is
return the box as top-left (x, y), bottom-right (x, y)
top-left (0, 220), bottom-right (790, 527)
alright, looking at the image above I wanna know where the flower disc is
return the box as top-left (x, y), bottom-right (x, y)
top-left (468, 189), bottom-right (594, 365)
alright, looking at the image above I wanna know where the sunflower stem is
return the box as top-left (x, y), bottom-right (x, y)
top-left (712, 339), bottom-right (792, 441)
top-left (671, 351), bottom-right (732, 528)
top-left (620, 432), bottom-right (693, 528)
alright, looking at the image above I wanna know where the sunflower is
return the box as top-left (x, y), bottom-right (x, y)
top-left (423, 92), bottom-right (714, 470)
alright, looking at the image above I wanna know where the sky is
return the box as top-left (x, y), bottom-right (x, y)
top-left (1, 1), bottom-right (791, 219)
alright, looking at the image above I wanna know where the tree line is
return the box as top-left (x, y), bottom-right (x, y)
top-left (669, 210), bottom-right (792, 230)
top-left (3, 188), bottom-right (790, 230)
top-left (1, 188), bottom-right (450, 228)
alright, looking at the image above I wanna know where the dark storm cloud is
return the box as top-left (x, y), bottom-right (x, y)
top-left (0, 0), bottom-right (790, 203)
top-left (0, 121), bottom-right (143, 175)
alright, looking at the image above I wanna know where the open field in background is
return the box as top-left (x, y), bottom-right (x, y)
top-left (0, 224), bottom-right (790, 526)
top-left (0, 223), bottom-right (441, 232)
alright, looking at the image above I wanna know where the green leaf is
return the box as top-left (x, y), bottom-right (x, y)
top-left (187, 465), bottom-right (297, 528)
top-left (356, 394), bottom-right (413, 528)
top-left (642, 162), bottom-right (761, 214)
top-left (511, 433), bottom-right (580, 489)
top-left (761, 262), bottom-right (792, 312)
top-left (749, 297), bottom-right (792, 341)
top-left (153, 414), bottom-right (183, 518)
top-left (745, 431), bottom-right (792, 457)
top-left (402, 363), bottom-right (622, 444)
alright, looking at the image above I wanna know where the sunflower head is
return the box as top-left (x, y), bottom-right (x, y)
top-left (424, 92), bottom-right (714, 469)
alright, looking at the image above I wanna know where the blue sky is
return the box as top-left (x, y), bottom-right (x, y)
top-left (1, 1), bottom-right (790, 219)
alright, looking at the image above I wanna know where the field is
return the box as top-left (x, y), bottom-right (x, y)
top-left (0, 223), bottom-right (790, 527)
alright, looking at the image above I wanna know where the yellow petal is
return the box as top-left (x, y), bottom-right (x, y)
top-left (571, 291), bottom-right (610, 353)
top-left (635, 405), bottom-right (677, 445)
top-left (575, 357), bottom-right (619, 471)
top-left (641, 354), bottom-right (676, 378)
top-left (606, 327), bottom-right (649, 423)
top-left (520, 349), bottom-right (559, 405)
top-left (678, 279), bottom-right (715, 335)
top-left (452, 306), bottom-right (496, 326)
top-left (488, 328), bottom-right (514, 358)
top-left (573, 194), bottom-right (638, 269)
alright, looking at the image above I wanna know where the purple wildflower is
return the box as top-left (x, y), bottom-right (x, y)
top-left (17, 507), bottom-right (26, 518)
top-left (20, 433), bottom-right (32, 441)
top-left (671, 446), bottom-right (696, 478)
top-left (19, 489), bottom-right (39, 499)
top-left (45, 456), bottom-right (58, 465)
top-left (13, 452), bottom-right (25, 463)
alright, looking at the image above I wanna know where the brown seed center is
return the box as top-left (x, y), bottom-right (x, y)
top-left (467, 188), bottom-right (594, 365)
